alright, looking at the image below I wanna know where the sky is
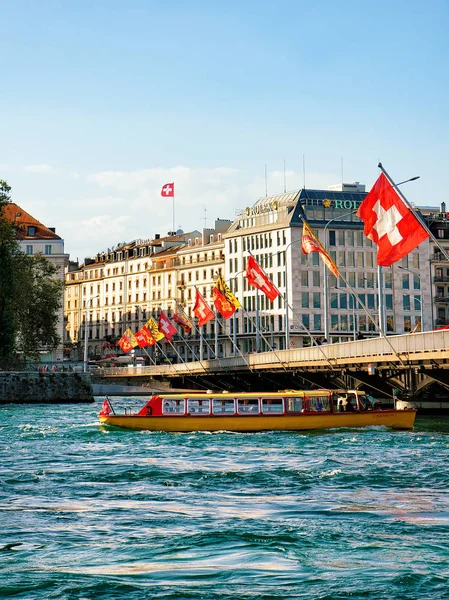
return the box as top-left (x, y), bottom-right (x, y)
top-left (1, 0), bottom-right (449, 261)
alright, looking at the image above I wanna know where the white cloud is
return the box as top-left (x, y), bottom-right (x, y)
top-left (61, 165), bottom-right (339, 261)
top-left (23, 164), bottom-right (54, 173)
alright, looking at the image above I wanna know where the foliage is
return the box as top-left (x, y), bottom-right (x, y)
top-left (0, 180), bottom-right (64, 367)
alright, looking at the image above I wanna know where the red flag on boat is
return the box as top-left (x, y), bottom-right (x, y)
top-left (99, 397), bottom-right (114, 416)
top-left (357, 172), bottom-right (429, 266)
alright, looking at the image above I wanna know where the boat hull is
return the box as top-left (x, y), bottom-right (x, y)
top-left (99, 410), bottom-right (416, 432)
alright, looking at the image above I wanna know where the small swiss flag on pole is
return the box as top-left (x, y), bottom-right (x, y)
top-left (161, 182), bottom-right (175, 197)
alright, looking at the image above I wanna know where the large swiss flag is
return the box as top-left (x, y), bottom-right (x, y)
top-left (357, 173), bottom-right (429, 267)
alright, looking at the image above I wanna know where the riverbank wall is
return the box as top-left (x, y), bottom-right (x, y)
top-left (0, 372), bottom-right (94, 404)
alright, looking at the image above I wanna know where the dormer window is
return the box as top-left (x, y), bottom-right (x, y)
top-left (27, 226), bottom-right (36, 236)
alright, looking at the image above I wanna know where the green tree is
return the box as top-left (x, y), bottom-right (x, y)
top-left (0, 180), bottom-right (64, 367)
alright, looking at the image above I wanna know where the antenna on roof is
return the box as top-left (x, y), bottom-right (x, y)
top-left (341, 156), bottom-right (344, 185)
top-left (283, 159), bottom-right (286, 193)
top-left (303, 155), bottom-right (306, 189)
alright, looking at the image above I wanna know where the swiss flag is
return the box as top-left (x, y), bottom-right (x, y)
top-left (158, 311), bottom-right (177, 340)
top-left (357, 173), bottom-right (429, 266)
top-left (161, 182), bottom-right (174, 197)
top-left (245, 256), bottom-right (279, 302)
top-left (193, 289), bottom-right (215, 327)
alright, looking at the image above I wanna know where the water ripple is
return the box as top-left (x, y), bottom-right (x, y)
top-left (1, 400), bottom-right (449, 598)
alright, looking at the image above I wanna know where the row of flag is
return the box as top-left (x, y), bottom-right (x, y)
top-left (117, 261), bottom-right (282, 353)
top-left (118, 172), bottom-right (429, 353)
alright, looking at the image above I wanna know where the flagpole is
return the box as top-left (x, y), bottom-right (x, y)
top-left (255, 288), bottom-right (260, 352)
top-left (176, 327), bottom-right (207, 372)
top-left (167, 338), bottom-right (194, 374)
top-left (173, 192), bottom-right (175, 235)
top-left (214, 313), bottom-right (219, 358)
top-left (142, 346), bottom-right (156, 366)
top-left (378, 265), bottom-right (385, 336)
top-left (378, 162), bottom-right (449, 261)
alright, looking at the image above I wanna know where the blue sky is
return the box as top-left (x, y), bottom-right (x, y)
top-left (1, 0), bottom-right (448, 260)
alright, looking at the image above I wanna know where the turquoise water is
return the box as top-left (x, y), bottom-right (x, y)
top-left (1, 399), bottom-right (449, 599)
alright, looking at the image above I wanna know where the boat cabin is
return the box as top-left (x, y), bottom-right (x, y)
top-left (136, 390), bottom-right (374, 417)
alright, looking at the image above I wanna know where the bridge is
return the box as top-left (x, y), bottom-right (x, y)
top-left (97, 330), bottom-right (449, 402)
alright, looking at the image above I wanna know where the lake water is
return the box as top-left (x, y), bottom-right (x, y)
top-left (1, 398), bottom-right (449, 599)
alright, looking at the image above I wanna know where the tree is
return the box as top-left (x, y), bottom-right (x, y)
top-left (0, 180), bottom-right (64, 367)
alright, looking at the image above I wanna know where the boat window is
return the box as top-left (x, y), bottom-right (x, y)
top-left (187, 399), bottom-right (211, 414)
top-left (212, 398), bottom-right (235, 414)
top-left (162, 399), bottom-right (186, 414)
top-left (308, 396), bottom-right (331, 412)
top-left (237, 398), bottom-right (260, 414)
top-left (358, 394), bottom-right (373, 411)
top-left (285, 397), bottom-right (303, 413)
top-left (261, 398), bottom-right (284, 413)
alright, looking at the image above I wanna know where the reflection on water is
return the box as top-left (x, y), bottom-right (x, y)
top-left (1, 401), bottom-right (449, 598)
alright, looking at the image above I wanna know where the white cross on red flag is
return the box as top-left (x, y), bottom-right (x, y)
top-left (158, 311), bottom-right (177, 340)
top-left (161, 182), bottom-right (175, 197)
top-left (245, 256), bottom-right (279, 302)
top-left (193, 289), bottom-right (215, 327)
top-left (357, 173), bottom-right (429, 266)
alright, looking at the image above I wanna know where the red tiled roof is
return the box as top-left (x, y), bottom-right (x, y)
top-left (3, 202), bottom-right (61, 240)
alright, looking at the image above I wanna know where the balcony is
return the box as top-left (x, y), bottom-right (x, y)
top-left (434, 276), bottom-right (449, 283)
top-left (434, 296), bottom-right (449, 303)
top-left (431, 252), bottom-right (449, 263)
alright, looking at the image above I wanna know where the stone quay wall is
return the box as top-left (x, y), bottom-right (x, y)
top-left (0, 372), bottom-right (94, 404)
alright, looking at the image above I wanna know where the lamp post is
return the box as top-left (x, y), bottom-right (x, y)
top-left (398, 266), bottom-right (424, 332)
top-left (83, 295), bottom-right (99, 373)
top-left (323, 210), bottom-right (357, 342)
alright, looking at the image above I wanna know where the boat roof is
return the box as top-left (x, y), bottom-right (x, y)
top-left (151, 389), bottom-right (364, 399)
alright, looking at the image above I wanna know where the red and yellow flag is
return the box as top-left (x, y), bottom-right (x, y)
top-left (213, 275), bottom-right (241, 319)
top-left (117, 328), bottom-right (138, 353)
top-left (145, 317), bottom-right (165, 342)
top-left (301, 221), bottom-right (339, 278)
top-left (135, 326), bottom-right (156, 348)
top-left (173, 304), bottom-right (193, 333)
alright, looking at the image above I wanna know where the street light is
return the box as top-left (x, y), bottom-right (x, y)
top-left (398, 266), bottom-right (424, 332)
top-left (323, 209), bottom-right (358, 342)
top-left (83, 295), bottom-right (100, 373)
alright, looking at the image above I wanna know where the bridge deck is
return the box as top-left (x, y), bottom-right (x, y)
top-left (98, 331), bottom-right (449, 378)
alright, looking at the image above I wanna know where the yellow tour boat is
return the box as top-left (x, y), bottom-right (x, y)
top-left (98, 389), bottom-right (416, 432)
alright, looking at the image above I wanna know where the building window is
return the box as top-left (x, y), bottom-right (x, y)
top-left (414, 295), bottom-right (421, 311)
top-left (402, 274), bottom-right (410, 290)
top-left (27, 226), bottom-right (36, 236)
top-left (385, 294), bottom-right (393, 310)
top-left (301, 292), bottom-right (309, 309)
top-left (313, 271), bottom-right (320, 287)
top-left (301, 271), bottom-right (308, 286)
top-left (313, 292), bottom-right (321, 309)
top-left (403, 295), bottom-right (411, 311)
top-left (45, 244), bottom-right (52, 254)
top-left (26, 245), bottom-right (33, 255)
top-left (329, 231), bottom-right (336, 246)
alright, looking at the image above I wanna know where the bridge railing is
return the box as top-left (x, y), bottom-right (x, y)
top-left (97, 331), bottom-right (449, 376)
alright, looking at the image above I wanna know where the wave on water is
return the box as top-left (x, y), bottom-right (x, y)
top-left (1, 403), bottom-right (449, 598)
